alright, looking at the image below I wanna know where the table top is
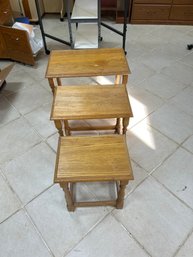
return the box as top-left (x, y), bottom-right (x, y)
top-left (50, 85), bottom-right (133, 120)
top-left (54, 135), bottom-right (134, 183)
top-left (45, 48), bottom-right (131, 78)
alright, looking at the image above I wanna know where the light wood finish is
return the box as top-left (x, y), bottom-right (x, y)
top-left (0, 63), bottom-right (14, 89)
top-left (50, 84), bottom-right (133, 135)
top-left (45, 48), bottom-right (131, 93)
top-left (54, 135), bottom-right (133, 211)
top-left (55, 135), bottom-right (133, 182)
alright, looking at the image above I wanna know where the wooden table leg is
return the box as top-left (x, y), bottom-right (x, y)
top-left (116, 180), bottom-right (128, 209)
top-left (54, 120), bottom-right (63, 136)
top-left (61, 182), bottom-right (75, 212)
top-left (57, 78), bottom-right (62, 86)
top-left (115, 118), bottom-right (121, 134)
top-left (122, 75), bottom-right (128, 85)
top-left (48, 78), bottom-right (55, 94)
top-left (122, 117), bottom-right (129, 134)
top-left (115, 75), bottom-right (121, 84)
top-left (64, 120), bottom-right (71, 136)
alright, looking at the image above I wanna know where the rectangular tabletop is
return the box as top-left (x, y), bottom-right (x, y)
top-left (54, 135), bottom-right (134, 182)
top-left (50, 85), bottom-right (133, 120)
top-left (46, 48), bottom-right (131, 78)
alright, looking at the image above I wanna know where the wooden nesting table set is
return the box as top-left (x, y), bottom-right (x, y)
top-left (46, 48), bottom-right (134, 212)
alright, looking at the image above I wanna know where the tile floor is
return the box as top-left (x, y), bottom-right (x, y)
top-left (1, 15), bottom-right (193, 257)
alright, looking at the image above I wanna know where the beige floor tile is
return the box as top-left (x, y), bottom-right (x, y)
top-left (127, 86), bottom-right (164, 128)
top-left (26, 185), bottom-right (109, 257)
top-left (148, 26), bottom-right (193, 47)
top-left (0, 173), bottom-right (21, 223)
top-left (179, 52), bottom-right (193, 68)
top-left (183, 135), bottom-right (193, 154)
top-left (138, 73), bottom-right (187, 100)
top-left (6, 86), bottom-right (52, 115)
top-left (170, 86), bottom-right (193, 117)
top-left (147, 103), bottom-right (193, 144)
top-left (0, 117), bottom-right (41, 165)
top-left (81, 181), bottom-right (117, 202)
top-left (113, 177), bottom-right (193, 257)
top-left (3, 143), bottom-right (55, 205)
top-left (161, 62), bottom-right (193, 86)
top-left (126, 121), bottom-right (178, 172)
top-left (139, 43), bottom-right (188, 71)
top-left (125, 162), bottom-right (148, 196)
top-left (129, 63), bottom-right (155, 86)
top-left (126, 40), bottom-right (149, 62)
top-left (66, 215), bottom-right (149, 257)
top-left (153, 147), bottom-right (193, 209)
top-left (2, 69), bottom-right (37, 96)
top-left (46, 133), bottom-right (59, 152)
top-left (24, 103), bottom-right (57, 139)
top-left (0, 210), bottom-right (52, 257)
top-left (0, 96), bottom-right (20, 127)
top-left (23, 62), bottom-right (48, 82)
top-left (175, 231), bottom-right (193, 257)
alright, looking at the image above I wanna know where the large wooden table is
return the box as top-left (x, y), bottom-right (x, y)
top-left (54, 135), bottom-right (134, 211)
top-left (50, 84), bottom-right (133, 135)
top-left (45, 48), bottom-right (131, 93)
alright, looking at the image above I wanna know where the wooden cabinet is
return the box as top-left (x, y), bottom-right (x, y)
top-left (0, 0), bottom-right (13, 25)
top-left (101, 0), bottom-right (131, 23)
top-left (131, 4), bottom-right (171, 20)
top-left (0, 26), bottom-right (35, 65)
top-left (0, 0), bottom-right (35, 65)
top-left (131, 0), bottom-right (193, 24)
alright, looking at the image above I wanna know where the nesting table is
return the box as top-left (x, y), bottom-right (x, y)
top-left (45, 48), bottom-right (131, 94)
top-left (54, 135), bottom-right (134, 211)
top-left (51, 84), bottom-right (133, 135)
top-left (48, 47), bottom-right (134, 212)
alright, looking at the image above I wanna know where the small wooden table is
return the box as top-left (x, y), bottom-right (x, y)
top-left (50, 84), bottom-right (133, 135)
top-left (45, 48), bottom-right (131, 94)
top-left (54, 135), bottom-right (134, 211)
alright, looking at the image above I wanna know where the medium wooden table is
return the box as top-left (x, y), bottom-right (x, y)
top-left (50, 84), bottom-right (133, 135)
top-left (45, 48), bottom-right (131, 94)
top-left (54, 135), bottom-right (134, 211)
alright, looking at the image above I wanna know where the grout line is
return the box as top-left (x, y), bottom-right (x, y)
top-left (62, 211), bottom-right (113, 257)
top-left (24, 207), bottom-right (56, 257)
top-left (24, 184), bottom-right (55, 208)
top-left (152, 175), bottom-right (193, 213)
top-left (112, 214), bottom-right (153, 257)
top-left (173, 227), bottom-right (193, 257)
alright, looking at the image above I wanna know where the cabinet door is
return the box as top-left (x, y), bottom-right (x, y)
top-left (0, 0), bottom-right (13, 25)
top-left (0, 32), bottom-right (8, 58)
top-left (43, 0), bottom-right (63, 12)
top-left (134, 0), bottom-right (172, 3)
top-left (132, 4), bottom-right (171, 20)
top-left (0, 26), bottom-right (35, 65)
top-left (170, 5), bottom-right (193, 20)
top-left (173, 0), bottom-right (193, 4)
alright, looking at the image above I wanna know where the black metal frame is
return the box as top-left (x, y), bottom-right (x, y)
top-left (35, 0), bottom-right (130, 54)
top-left (101, 0), bottom-right (130, 51)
